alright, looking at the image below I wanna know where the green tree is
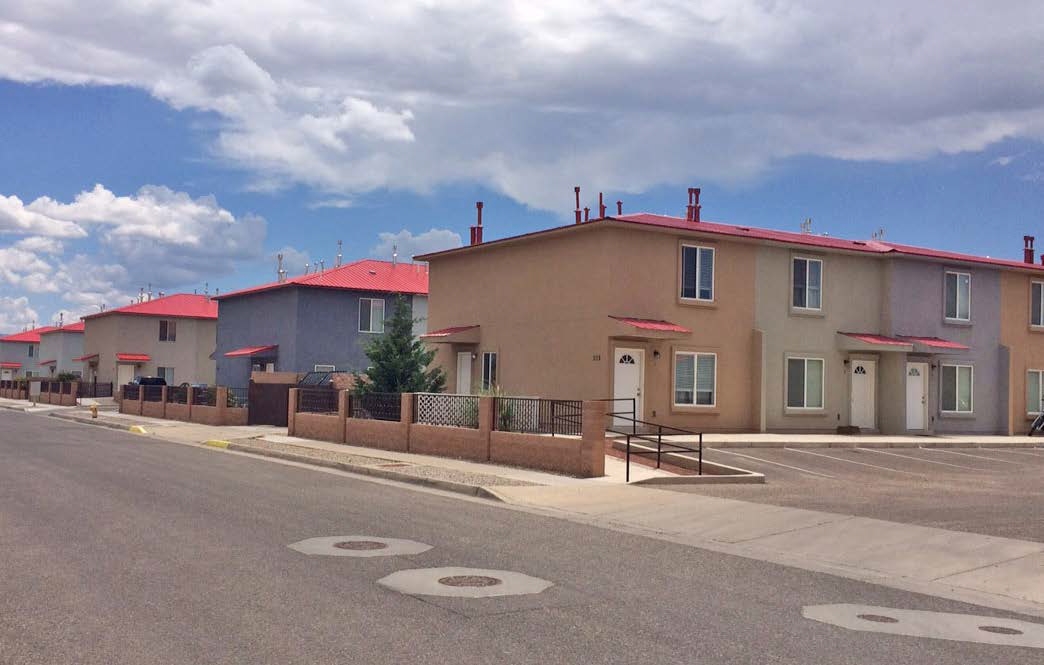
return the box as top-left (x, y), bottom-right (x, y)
top-left (353, 295), bottom-right (446, 394)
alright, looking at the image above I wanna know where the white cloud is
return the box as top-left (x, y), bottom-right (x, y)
top-left (371, 228), bottom-right (463, 261)
top-left (307, 198), bottom-right (354, 210)
top-left (3, 2), bottom-right (1044, 210)
top-left (990, 155), bottom-right (1016, 167)
top-left (0, 295), bottom-right (39, 333)
top-left (0, 194), bottom-right (86, 238)
top-left (14, 236), bottom-right (64, 254)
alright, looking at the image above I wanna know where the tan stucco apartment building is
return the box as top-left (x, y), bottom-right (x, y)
top-left (419, 194), bottom-right (1044, 435)
top-left (79, 294), bottom-right (218, 387)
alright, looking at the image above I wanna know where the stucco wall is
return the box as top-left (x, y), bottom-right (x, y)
top-left (887, 259), bottom-right (1005, 434)
top-left (755, 246), bottom-right (887, 432)
top-left (0, 340), bottom-right (39, 378)
top-left (294, 288), bottom-right (406, 373)
top-left (999, 271), bottom-right (1044, 434)
top-left (83, 313), bottom-right (216, 386)
top-left (38, 330), bottom-right (84, 377)
top-left (215, 288), bottom-right (298, 387)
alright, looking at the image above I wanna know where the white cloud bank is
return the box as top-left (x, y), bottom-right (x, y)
top-left (371, 229), bottom-right (463, 261)
top-left (3, 2), bottom-right (1044, 210)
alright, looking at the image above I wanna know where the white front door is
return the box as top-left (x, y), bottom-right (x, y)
top-left (613, 348), bottom-right (644, 427)
top-left (116, 364), bottom-right (135, 388)
top-left (906, 361), bottom-right (928, 431)
top-left (455, 352), bottom-right (472, 394)
top-left (849, 359), bottom-right (876, 429)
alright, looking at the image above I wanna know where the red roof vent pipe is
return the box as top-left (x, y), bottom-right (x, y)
top-left (617, 200), bottom-right (623, 215)
top-left (598, 192), bottom-right (606, 218)
top-left (1024, 235), bottom-right (1035, 264)
top-left (686, 187), bottom-right (702, 222)
top-left (574, 186), bottom-right (582, 224)
top-left (584, 207), bottom-right (590, 222)
top-left (470, 202), bottom-right (484, 245)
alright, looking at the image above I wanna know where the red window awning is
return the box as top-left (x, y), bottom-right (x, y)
top-left (897, 335), bottom-right (970, 351)
top-left (74, 354), bottom-right (98, 362)
top-left (837, 331), bottom-right (913, 351)
top-left (610, 316), bottom-right (691, 334)
top-left (224, 344), bottom-right (278, 358)
top-left (609, 315), bottom-right (691, 339)
top-left (419, 325), bottom-right (481, 343)
top-left (38, 359), bottom-right (57, 366)
top-left (116, 353), bottom-right (151, 363)
top-left (0, 362), bottom-right (21, 369)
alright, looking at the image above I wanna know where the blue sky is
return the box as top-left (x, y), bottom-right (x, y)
top-left (1, 2), bottom-right (1043, 331)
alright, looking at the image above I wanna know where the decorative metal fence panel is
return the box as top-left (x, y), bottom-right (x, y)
top-left (350, 393), bottom-right (401, 421)
top-left (62, 382), bottom-right (73, 395)
top-left (142, 385), bottom-right (164, 402)
top-left (166, 385), bottom-right (188, 404)
top-left (297, 388), bottom-right (339, 414)
top-left (413, 393), bottom-right (480, 429)
top-left (493, 398), bottom-right (582, 436)
top-left (123, 384), bottom-right (140, 401)
top-left (227, 387), bottom-right (249, 409)
top-left (192, 387), bottom-right (216, 406)
top-left (79, 382), bottom-right (113, 398)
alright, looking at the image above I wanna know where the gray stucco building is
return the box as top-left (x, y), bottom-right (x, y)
top-left (214, 259), bottom-right (429, 388)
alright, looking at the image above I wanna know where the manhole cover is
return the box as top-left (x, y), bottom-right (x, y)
top-left (439, 575), bottom-right (502, 588)
top-left (333, 540), bottom-right (388, 551)
top-left (979, 625), bottom-right (1023, 636)
top-left (857, 614), bottom-right (900, 624)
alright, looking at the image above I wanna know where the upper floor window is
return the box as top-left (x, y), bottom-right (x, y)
top-left (792, 257), bottom-right (823, 310)
top-left (159, 319), bottom-right (177, 342)
top-left (314, 364), bottom-right (336, 372)
top-left (944, 271), bottom-right (971, 322)
top-left (674, 352), bottom-right (716, 406)
top-left (680, 245), bottom-right (714, 301)
top-left (482, 352), bottom-right (498, 390)
top-left (27, 345), bottom-right (35, 358)
top-left (359, 298), bottom-right (386, 333)
top-left (941, 363), bottom-right (973, 413)
top-left (1032, 282), bottom-right (1044, 327)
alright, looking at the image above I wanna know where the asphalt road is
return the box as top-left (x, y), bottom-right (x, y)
top-left (677, 446), bottom-right (1044, 541)
top-left (1, 410), bottom-right (1041, 664)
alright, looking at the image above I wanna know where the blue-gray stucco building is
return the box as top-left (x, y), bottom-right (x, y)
top-left (213, 259), bottom-right (429, 388)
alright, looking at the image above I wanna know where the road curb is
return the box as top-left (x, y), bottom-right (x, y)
top-left (220, 441), bottom-right (505, 501)
top-left (48, 411), bottom-right (140, 432)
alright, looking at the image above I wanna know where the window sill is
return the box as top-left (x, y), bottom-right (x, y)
top-left (942, 318), bottom-right (972, 327)
top-left (671, 406), bottom-right (720, 416)
top-left (939, 411), bottom-right (975, 419)
top-left (783, 409), bottom-right (829, 417)
top-left (677, 297), bottom-right (717, 309)
top-left (1030, 326), bottom-right (1044, 334)
top-left (789, 308), bottom-right (825, 318)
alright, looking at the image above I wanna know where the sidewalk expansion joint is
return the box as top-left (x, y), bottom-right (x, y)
top-left (930, 548), bottom-right (1044, 582)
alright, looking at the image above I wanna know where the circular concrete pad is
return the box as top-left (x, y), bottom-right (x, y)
top-left (288, 536), bottom-right (432, 558)
top-left (803, 604), bottom-right (1044, 649)
top-left (377, 567), bottom-right (553, 598)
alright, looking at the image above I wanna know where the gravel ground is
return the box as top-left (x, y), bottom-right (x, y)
top-left (233, 438), bottom-right (536, 487)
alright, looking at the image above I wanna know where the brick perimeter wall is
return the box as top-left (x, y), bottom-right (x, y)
top-left (294, 412), bottom-right (344, 443)
top-left (346, 418), bottom-right (408, 452)
top-left (191, 405), bottom-right (223, 426)
top-left (489, 431), bottom-right (586, 475)
top-left (166, 402), bottom-right (191, 422)
top-left (408, 423), bottom-right (490, 461)
top-left (141, 401), bottom-right (166, 418)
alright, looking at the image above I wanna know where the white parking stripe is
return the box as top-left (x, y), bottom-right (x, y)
top-left (920, 448), bottom-right (1021, 464)
top-left (987, 448), bottom-right (1044, 458)
top-left (783, 447), bottom-right (924, 476)
top-left (856, 447), bottom-right (985, 471)
top-left (706, 449), bottom-right (835, 479)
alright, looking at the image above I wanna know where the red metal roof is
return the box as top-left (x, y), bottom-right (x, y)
top-left (420, 325), bottom-right (479, 338)
top-left (0, 362), bottom-right (22, 369)
top-left (224, 344), bottom-right (278, 358)
top-left (610, 316), bottom-right (691, 334)
top-left (116, 353), bottom-right (151, 362)
top-left (1, 325), bottom-right (60, 344)
top-left (217, 259), bottom-right (429, 300)
top-left (82, 294), bottom-right (218, 321)
top-left (40, 321), bottom-right (85, 334)
top-left (73, 354), bottom-right (99, 362)
top-left (838, 332), bottom-right (911, 347)
top-left (38, 359), bottom-right (57, 366)
top-left (896, 335), bottom-right (970, 350)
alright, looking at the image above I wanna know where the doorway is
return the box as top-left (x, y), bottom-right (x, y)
top-left (849, 359), bottom-right (876, 430)
top-left (906, 361), bottom-right (928, 431)
top-left (455, 352), bottom-right (472, 394)
top-left (613, 347), bottom-right (644, 427)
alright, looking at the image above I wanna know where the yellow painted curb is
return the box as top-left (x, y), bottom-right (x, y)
top-left (128, 425), bottom-right (148, 434)
top-left (203, 440), bottom-right (231, 449)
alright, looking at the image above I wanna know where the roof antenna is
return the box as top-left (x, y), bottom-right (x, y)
top-left (59, 312), bottom-right (64, 328)
top-left (319, 259), bottom-right (325, 273)
top-left (304, 262), bottom-right (310, 275)
top-left (392, 244), bottom-right (398, 266)
top-left (336, 240), bottom-right (343, 267)
top-left (277, 253), bottom-right (286, 283)
top-left (800, 218), bottom-right (812, 234)
top-left (204, 281), bottom-right (209, 296)
top-left (871, 228), bottom-right (885, 240)
top-left (147, 283), bottom-right (153, 301)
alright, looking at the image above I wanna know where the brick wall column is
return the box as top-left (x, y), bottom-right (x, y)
top-left (336, 390), bottom-right (349, 443)
top-left (160, 385), bottom-right (168, 418)
top-left (186, 386), bottom-right (194, 420)
top-left (478, 396), bottom-right (493, 461)
top-left (580, 400), bottom-right (607, 478)
top-left (288, 388), bottom-right (299, 435)
top-left (70, 381), bottom-right (79, 406)
top-left (216, 386), bottom-right (229, 424)
top-left (401, 393), bottom-right (414, 452)
top-left (136, 383), bottom-right (144, 416)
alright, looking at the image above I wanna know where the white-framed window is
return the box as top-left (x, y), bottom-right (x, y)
top-left (792, 257), bottom-right (823, 310)
top-left (680, 244), bottom-right (715, 301)
top-left (482, 352), bottom-right (497, 390)
top-left (69, 370), bottom-right (82, 378)
top-left (314, 364), bottom-right (336, 372)
top-left (359, 298), bottom-right (386, 333)
top-left (786, 357), bottom-right (824, 409)
top-left (674, 352), bottom-right (716, 406)
top-left (158, 319), bottom-right (177, 342)
top-left (944, 271), bottom-right (971, 322)
top-left (1027, 370), bottom-right (1044, 415)
top-left (156, 366), bottom-right (175, 384)
top-left (941, 364), bottom-right (973, 413)
top-left (1032, 282), bottom-right (1044, 327)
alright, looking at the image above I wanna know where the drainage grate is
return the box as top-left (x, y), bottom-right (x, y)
top-left (333, 541), bottom-right (388, 551)
top-left (857, 614), bottom-right (900, 624)
top-left (979, 625), bottom-right (1023, 636)
top-left (438, 575), bottom-right (503, 588)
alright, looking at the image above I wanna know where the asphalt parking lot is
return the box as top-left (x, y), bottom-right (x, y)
top-left (665, 445), bottom-right (1044, 542)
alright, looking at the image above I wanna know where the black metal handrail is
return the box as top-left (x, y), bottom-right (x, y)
top-left (607, 414), bottom-right (703, 482)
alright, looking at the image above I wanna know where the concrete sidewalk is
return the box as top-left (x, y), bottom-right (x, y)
top-left (490, 483), bottom-right (1044, 618)
top-left (651, 431), bottom-right (1044, 448)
